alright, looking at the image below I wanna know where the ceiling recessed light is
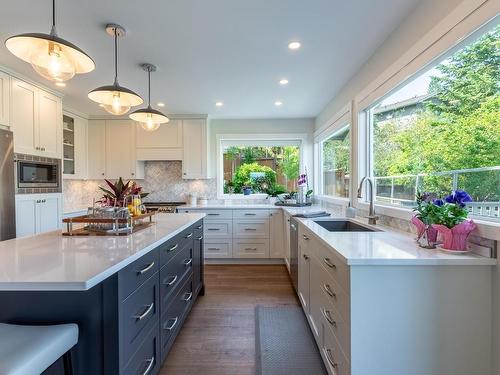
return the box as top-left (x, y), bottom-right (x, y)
top-left (99, 104), bottom-right (105, 107)
top-left (55, 82), bottom-right (66, 87)
top-left (279, 79), bottom-right (289, 85)
top-left (275, 101), bottom-right (283, 107)
top-left (157, 102), bottom-right (165, 107)
top-left (288, 41), bottom-right (301, 50)
top-left (215, 101), bottom-right (224, 107)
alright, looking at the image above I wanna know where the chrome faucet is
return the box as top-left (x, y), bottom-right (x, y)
top-left (357, 176), bottom-right (379, 225)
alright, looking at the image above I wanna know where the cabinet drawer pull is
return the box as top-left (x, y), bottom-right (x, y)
top-left (167, 244), bottom-right (179, 252)
top-left (196, 236), bottom-right (203, 241)
top-left (244, 213), bottom-right (256, 216)
top-left (324, 348), bottom-right (339, 369)
top-left (164, 275), bottom-right (178, 286)
top-left (244, 247), bottom-right (258, 251)
top-left (207, 213), bottom-right (220, 216)
top-left (322, 283), bottom-right (337, 299)
top-left (183, 258), bottom-right (193, 266)
top-left (207, 228), bottom-right (220, 231)
top-left (321, 308), bottom-right (337, 327)
top-left (207, 247), bottom-right (220, 251)
top-left (133, 302), bottom-right (154, 320)
top-left (182, 292), bottom-right (193, 302)
top-left (323, 257), bottom-right (337, 269)
top-left (137, 261), bottom-right (155, 275)
top-left (184, 232), bottom-right (193, 238)
top-left (303, 254), bottom-right (309, 260)
top-left (303, 235), bottom-right (309, 240)
top-left (164, 317), bottom-right (179, 331)
top-left (244, 228), bottom-right (257, 231)
top-left (196, 225), bottom-right (203, 229)
top-left (141, 356), bottom-right (155, 375)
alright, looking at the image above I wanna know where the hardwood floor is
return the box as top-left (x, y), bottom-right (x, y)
top-left (161, 264), bottom-right (299, 375)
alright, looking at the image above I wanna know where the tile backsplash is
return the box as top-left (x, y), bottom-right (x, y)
top-left (63, 161), bottom-right (216, 212)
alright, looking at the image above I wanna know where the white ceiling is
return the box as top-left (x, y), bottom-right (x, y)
top-left (0, 0), bottom-right (422, 118)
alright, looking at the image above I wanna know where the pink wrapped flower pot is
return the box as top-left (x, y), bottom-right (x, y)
top-left (432, 219), bottom-right (476, 251)
top-left (411, 216), bottom-right (438, 243)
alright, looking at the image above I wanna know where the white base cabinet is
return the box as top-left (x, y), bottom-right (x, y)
top-left (297, 222), bottom-right (492, 375)
top-left (15, 194), bottom-right (62, 237)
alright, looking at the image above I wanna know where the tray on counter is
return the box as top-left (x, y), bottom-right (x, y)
top-left (62, 212), bottom-right (155, 236)
top-left (274, 202), bottom-right (313, 207)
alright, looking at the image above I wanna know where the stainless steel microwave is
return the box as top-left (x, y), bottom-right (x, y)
top-left (14, 154), bottom-right (61, 193)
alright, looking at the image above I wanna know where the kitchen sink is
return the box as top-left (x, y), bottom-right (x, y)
top-left (313, 219), bottom-right (380, 232)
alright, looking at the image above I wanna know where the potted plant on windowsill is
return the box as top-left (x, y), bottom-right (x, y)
top-left (431, 190), bottom-right (476, 252)
top-left (411, 191), bottom-right (441, 248)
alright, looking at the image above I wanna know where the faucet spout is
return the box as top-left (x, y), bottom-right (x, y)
top-left (357, 176), bottom-right (379, 225)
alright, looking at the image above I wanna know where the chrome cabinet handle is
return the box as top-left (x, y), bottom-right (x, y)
top-left (324, 348), bottom-right (339, 369)
top-left (322, 283), bottom-right (337, 299)
top-left (42, 199), bottom-right (46, 203)
top-left (303, 254), bottom-right (309, 260)
top-left (137, 261), bottom-right (155, 275)
top-left (141, 356), bottom-right (155, 375)
top-left (167, 244), bottom-right (178, 252)
top-left (41, 147), bottom-right (45, 151)
top-left (164, 275), bottom-right (178, 286)
top-left (183, 258), bottom-right (193, 266)
top-left (207, 213), bottom-right (220, 216)
top-left (196, 225), bottom-right (203, 229)
top-left (184, 232), bottom-right (193, 238)
top-left (196, 236), bottom-right (203, 240)
top-left (323, 257), bottom-right (337, 269)
top-left (245, 247), bottom-right (258, 251)
top-left (101, 173), bottom-right (105, 176)
top-left (207, 247), bottom-right (220, 250)
top-left (244, 228), bottom-right (257, 231)
top-left (182, 292), bottom-right (193, 302)
top-left (35, 146), bottom-right (40, 150)
top-left (133, 302), bottom-right (154, 320)
top-left (244, 213), bottom-right (256, 216)
top-left (322, 308), bottom-right (337, 327)
top-left (164, 316), bottom-right (179, 330)
top-left (290, 223), bottom-right (296, 230)
top-left (207, 228), bottom-right (220, 231)
top-left (303, 234), bottom-right (309, 240)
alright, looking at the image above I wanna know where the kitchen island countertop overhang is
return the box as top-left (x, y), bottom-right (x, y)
top-left (0, 213), bottom-right (205, 291)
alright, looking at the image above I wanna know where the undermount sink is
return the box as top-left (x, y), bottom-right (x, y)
top-left (313, 219), bottom-right (380, 232)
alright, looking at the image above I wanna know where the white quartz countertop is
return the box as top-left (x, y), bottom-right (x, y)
top-left (0, 213), bottom-right (205, 291)
top-left (299, 218), bottom-right (496, 266)
top-left (178, 203), bottom-right (327, 215)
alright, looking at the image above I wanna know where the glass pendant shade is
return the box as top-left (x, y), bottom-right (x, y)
top-left (5, 1), bottom-right (94, 82)
top-left (129, 63), bottom-right (169, 132)
top-left (88, 24), bottom-right (142, 115)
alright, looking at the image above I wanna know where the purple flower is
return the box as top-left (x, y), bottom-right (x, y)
top-left (444, 190), bottom-right (473, 207)
top-left (433, 199), bottom-right (444, 206)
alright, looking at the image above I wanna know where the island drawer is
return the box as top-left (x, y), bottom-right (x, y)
top-left (204, 220), bottom-right (232, 238)
top-left (160, 277), bottom-right (194, 361)
top-left (120, 272), bottom-right (159, 364)
top-left (122, 322), bottom-right (160, 375)
top-left (233, 239), bottom-right (270, 258)
top-left (119, 247), bottom-right (159, 301)
top-left (160, 243), bottom-right (193, 310)
top-left (233, 209), bottom-right (270, 219)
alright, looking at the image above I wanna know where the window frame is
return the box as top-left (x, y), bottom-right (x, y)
top-left (216, 133), bottom-right (308, 199)
top-left (352, 11), bottom-right (500, 239)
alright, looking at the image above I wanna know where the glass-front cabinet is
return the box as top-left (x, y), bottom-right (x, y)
top-left (62, 112), bottom-right (88, 179)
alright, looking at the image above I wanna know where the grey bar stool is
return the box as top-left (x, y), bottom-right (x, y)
top-left (0, 323), bottom-right (78, 375)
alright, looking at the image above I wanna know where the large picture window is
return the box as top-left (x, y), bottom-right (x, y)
top-left (364, 23), bottom-right (499, 219)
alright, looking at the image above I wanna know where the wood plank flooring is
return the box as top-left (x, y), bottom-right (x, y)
top-left (161, 264), bottom-right (299, 375)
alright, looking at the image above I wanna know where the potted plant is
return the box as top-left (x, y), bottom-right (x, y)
top-left (431, 190), bottom-right (476, 251)
top-left (266, 184), bottom-right (287, 204)
top-left (411, 191), bottom-right (441, 247)
top-left (242, 182), bottom-right (253, 196)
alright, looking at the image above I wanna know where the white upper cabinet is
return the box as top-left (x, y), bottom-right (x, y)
top-left (182, 118), bottom-right (209, 179)
top-left (136, 119), bottom-right (183, 160)
top-left (87, 120), bottom-right (106, 179)
top-left (63, 112), bottom-right (88, 180)
top-left (0, 71), bottom-right (10, 127)
top-left (10, 77), bottom-right (62, 158)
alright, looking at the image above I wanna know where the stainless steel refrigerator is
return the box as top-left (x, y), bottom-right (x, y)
top-left (0, 129), bottom-right (15, 240)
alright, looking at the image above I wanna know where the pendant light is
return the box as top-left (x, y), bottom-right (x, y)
top-left (88, 24), bottom-right (143, 115)
top-left (5, 0), bottom-right (95, 82)
top-left (129, 64), bottom-right (169, 131)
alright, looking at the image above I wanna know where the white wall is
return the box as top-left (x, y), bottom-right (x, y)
top-left (315, 0), bottom-right (468, 130)
top-left (209, 117), bottom-right (315, 179)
